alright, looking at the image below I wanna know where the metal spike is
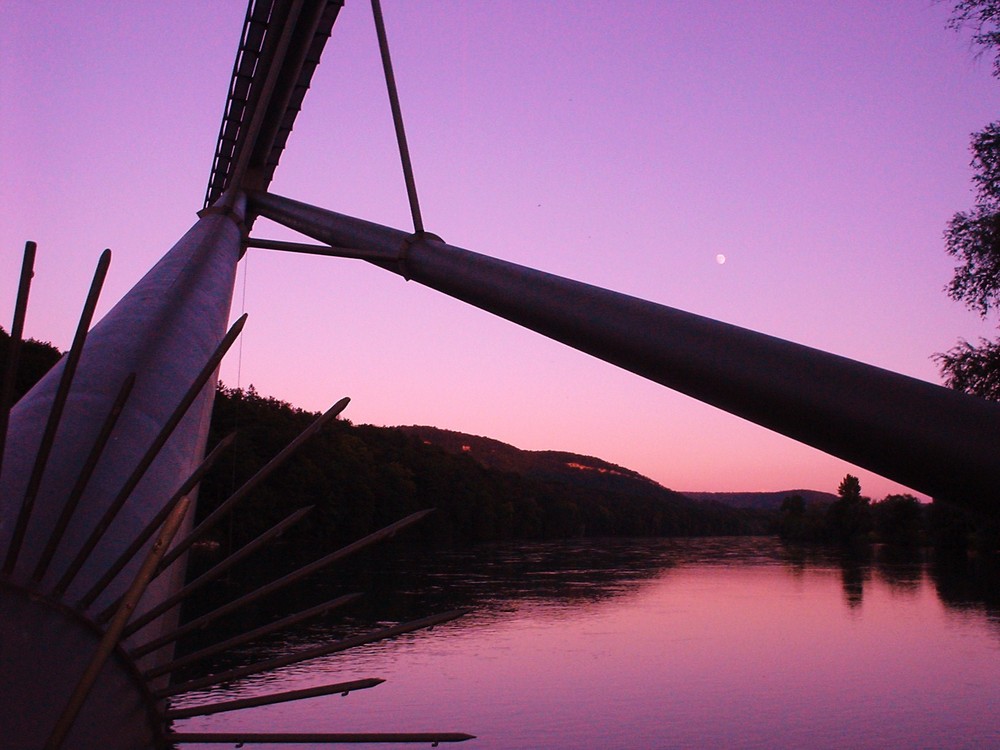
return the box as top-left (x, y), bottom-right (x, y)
top-left (52, 314), bottom-right (246, 597)
top-left (0, 241), bottom-right (37, 483)
top-left (154, 395), bottom-right (350, 575)
top-left (167, 732), bottom-right (476, 745)
top-left (80, 432), bottom-right (237, 612)
top-left (164, 678), bottom-right (384, 719)
top-left (4, 248), bottom-right (111, 576)
top-left (156, 608), bottom-right (469, 699)
top-left (32, 373), bottom-right (136, 582)
top-left (140, 593), bottom-right (362, 677)
top-left (131, 509), bottom-right (431, 657)
top-left (120, 505), bottom-right (312, 635)
top-left (43, 496), bottom-right (191, 750)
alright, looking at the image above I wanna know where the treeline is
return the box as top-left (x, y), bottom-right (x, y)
top-left (7, 328), bottom-right (994, 557)
top-left (199, 385), bottom-right (769, 561)
top-left (0, 328), bottom-right (766, 559)
top-left (0, 327), bottom-right (62, 402)
top-left (777, 474), bottom-right (999, 554)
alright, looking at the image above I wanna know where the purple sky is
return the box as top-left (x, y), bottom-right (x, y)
top-left (3, 1), bottom-right (998, 500)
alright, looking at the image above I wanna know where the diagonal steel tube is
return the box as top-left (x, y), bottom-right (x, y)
top-left (245, 237), bottom-right (391, 262)
top-left (371, 0), bottom-right (423, 233)
top-left (53, 314), bottom-right (247, 598)
top-left (248, 190), bottom-right (1000, 514)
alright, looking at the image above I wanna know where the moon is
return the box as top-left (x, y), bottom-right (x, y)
top-left (716, 254), bottom-right (726, 265)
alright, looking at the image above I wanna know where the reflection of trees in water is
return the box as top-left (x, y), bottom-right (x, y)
top-left (929, 551), bottom-right (1000, 636)
top-left (385, 536), bottom-right (794, 616)
top-left (778, 541), bottom-right (999, 620)
top-left (177, 538), bottom-right (1000, 683)
top-left (339, 538), bottom-right (684, 617)
top-left (839, 557), bottom-right (870, 609)
top-left (872, 545), bottom-right (924, 592)
top-left (177, 538), bottom-right (687, 674)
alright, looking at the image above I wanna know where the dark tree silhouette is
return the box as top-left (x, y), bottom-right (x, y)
top-left (837, 474), bottom-right (862, 502)
top-left (948, 1), bottom-right (1000, 77)
top-left (934, 337), bottom-right (1000, 400)
top-left (826, 474), bottom-right (871, 545)
top-left (0, 327), bottom-right (62, 403)
top-left (871, 494), bottom-right (924, 546)
top-left (938, 2), bottom-right (1000, 399)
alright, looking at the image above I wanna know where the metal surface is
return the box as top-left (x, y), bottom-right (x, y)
top-left (246, 236), bottom-right (390, 261)
top-left (204, 0), bottom-right (344, 209)
top-left (0, 241), bottom-right (36, 481)
top-left (164, 678), bottom-right (385, 719)
top-left (53, 314), bottom-right (247, 600)
top-left (88, 432), bottom-right (237, 618)
top-left (0, 581), bottom-right (160, 749)
top-left (44, 497), bottom-right (191, 750)
top-left (169, 732), bottom-right (476, 744)
top-left (248, 190), bottom-right (1000, 514)
top-left (33, 373), bottom-right (137, 582)
top-left (142, 593), bottom-right (362, 678)
top-left (0, 199), bottom-right (245, 748)
top-left (4, 249), bottom-right (110, 575)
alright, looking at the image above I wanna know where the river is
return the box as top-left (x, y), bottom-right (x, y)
top-left (172, 537), bottom-right (1000, 748)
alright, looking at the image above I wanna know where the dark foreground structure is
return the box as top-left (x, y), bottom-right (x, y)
top-left (2, 1), bottom-right (998, 747)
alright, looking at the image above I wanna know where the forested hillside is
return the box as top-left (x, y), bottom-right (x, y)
top-left (2, 327), bottom-right (770, 560)
top-left (683, 490), bottom-right (836, 511)
top-left (200, 386), bottom-right (771, 560)
top-left (6, 327), bottom-right (995, 557)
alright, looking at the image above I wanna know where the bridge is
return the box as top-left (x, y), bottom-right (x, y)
top-left (2, 1), bottom-right (998, 747)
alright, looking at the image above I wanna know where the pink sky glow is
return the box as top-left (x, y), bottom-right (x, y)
top-left (3, 1), bottom-right (999, 500)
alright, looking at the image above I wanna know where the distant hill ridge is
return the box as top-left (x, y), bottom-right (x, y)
top-left (397, 426), bottom-right (830, 511)
top-left (396, 425), bottom-right (663, 494)
top-left (1, 333), bottom-right (790, 542)
top-left (682, 490), bottom-right (837, 510)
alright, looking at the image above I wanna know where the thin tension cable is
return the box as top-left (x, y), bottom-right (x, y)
top-left (371, 0), bottom-right (424, 234)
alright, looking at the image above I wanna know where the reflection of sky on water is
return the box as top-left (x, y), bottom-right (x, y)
top-left (173, 538), bottom-right (1000, 748)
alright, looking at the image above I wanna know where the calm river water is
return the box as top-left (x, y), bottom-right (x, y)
top-left (173, 537), bottom-right (1000, 749)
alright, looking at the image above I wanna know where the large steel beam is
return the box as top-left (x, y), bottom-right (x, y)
top-left (248, 190), bottom-right (1000, 515)
top-left (204, 0), bottom-right (344, 209)
top-left (0, 198), bottom-right (244, 748)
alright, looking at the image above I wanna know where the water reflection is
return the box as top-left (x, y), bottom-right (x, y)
top-left (174, 538), bottom-right (1000, 749)
top-left (182, 537), bottom-right (1000, 657)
